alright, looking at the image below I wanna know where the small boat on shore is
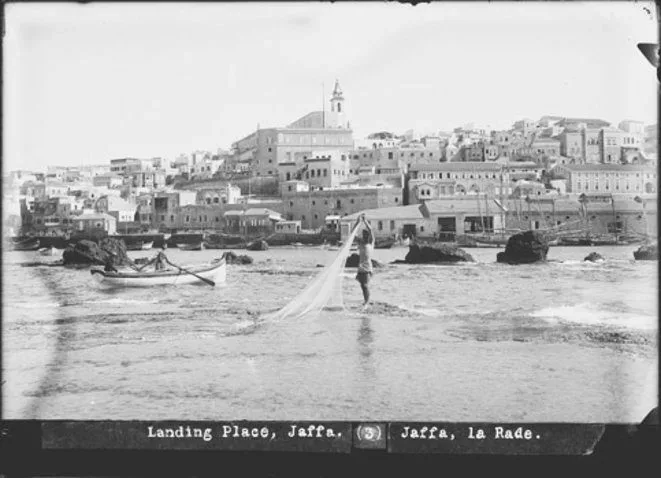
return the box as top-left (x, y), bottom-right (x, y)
top-left (38, 246), bottom-right (63, 256)
top-left (126, 241), bottom-right (154, 251)
top-left (203, 241), bottom-right (246, 249)
top-left (177, 242), bottom-right (204, 251)
top-left (91, 256), bottom-right (226, 288)
top-left (374, 238), bottom-right (396, 249)
top-left (13, 239), bottom-right (41, 251)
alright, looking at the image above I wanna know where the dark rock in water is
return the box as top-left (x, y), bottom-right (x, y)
top-left (247, 240), bottom-right (269, 251)
top-left (98, 237), bottom-right (132, 265)
top-left (223, 251), bottom-right (254, 265)
top-left (496, 230), bottom-right (548, 265)
top-left (584, 252), bottom-right (605, 262)
top-left (62, 238), bottom-right (131, 266)
top-left (633, 243), bottom-right (658, 261)
top-left (403, 243), bottom-right (475, 264)
top-left (345, 253), bottom-right (384, 268)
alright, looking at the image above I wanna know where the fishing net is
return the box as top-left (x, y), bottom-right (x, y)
top-left (263, 223), bottom-right (360, 322)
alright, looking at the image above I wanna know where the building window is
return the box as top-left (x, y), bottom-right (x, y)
top-left (350, 199), bottom-right (354, 204)
top-left (312, 200), bottom-right (316, 205)
top-left (420, 226), bottom-right (424, 232)
top-left (301, 215), bottom-right (306, 221)
top-left (336, 200), bottom-right (341, 208)
top-left (395, 197), bottom-right (399, 203)
top-left (314, 214), bottom-right (318, 220)
top-left (170, 215), bottom-right (174, 222)
top-left (289, 201), bottom-right (294, 207)
top-left (323, 169), bottom-right (327, 177)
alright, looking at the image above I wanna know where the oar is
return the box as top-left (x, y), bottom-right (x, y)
top-left (164, 257), bottom-right (215, 287)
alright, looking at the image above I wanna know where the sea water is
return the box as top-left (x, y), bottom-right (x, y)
top-left (2, 245), bottom-right (657, 422)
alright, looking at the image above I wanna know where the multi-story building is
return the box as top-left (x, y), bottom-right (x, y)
top-left (354, 132), bottom-right (401, 150)
top-left (600, 127), bottom-right (626, 164)
top-left (278, 149), bottom-right (351, 188)
top-left (555, 163), bottom-right (657, 194)
top-left (78, 164), bottom-right (112, 180)
top-left (93, 173), bottom-right (124, 188)
top-left (174, 204), bottom-right (224, 231)
top-left (224, 208), bottom-right (283, 235)
top-left (150, 190), bottom-right (197, 230)
top-left (530, 137), bottom-right (561, 159)
top-left (44, 180), bottom-right (69, 198)
top-left (408, 162), bottom-right (512, 203)
top-left (558, 127), bottom-right (584, 161)
top-left (72, 212), bottom-right (117, 235)
top-left (458, 142), bottom-right (485, 162)
top-left (618, 120), bottom-right (645, 146)
top-left (129, 169), bottom-right (166, 189)
top-left (512, 118), bottom-right (537, 136)
top-left (21, 195), bottom-right (90, 235)
top-left (110, 158), bottom-right (142, 174)
top-left (583, 128), bottom-right (602, 164)
top-left (555, 117), bottom-right (610, 129)
top-left (94, 195), bottom-right (137, 225)
top-left (190, 156), bottom-right (225, 180)
top-left (281, 181), bottom-right (402, 229)
top-left (196, 184), bottom-right (242, 206)
top-left (484, 144), bottom-right (499, 161)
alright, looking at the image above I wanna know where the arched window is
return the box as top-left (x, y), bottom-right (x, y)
top-left (337, 103), bottom-right (342, 113)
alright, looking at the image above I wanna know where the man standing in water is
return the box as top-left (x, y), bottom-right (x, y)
top-left (354, 214), bottom-right (375, 307)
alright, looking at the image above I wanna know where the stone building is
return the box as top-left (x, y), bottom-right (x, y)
top-left (408, 162), bottom-right (511, 203)
top-left (72, 212), bottom-right (117, 235)
top-left (281, 181), bottom-right (402, 229)
top-left (224, 208), bottom-right (283, 235)
top-left (554, 163), bottom-right (657, 194)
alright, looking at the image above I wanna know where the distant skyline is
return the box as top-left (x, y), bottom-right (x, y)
top-left (3, 2), bottom-right (658, 172)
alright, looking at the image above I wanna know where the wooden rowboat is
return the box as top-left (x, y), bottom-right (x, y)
top-left (90, 257), bottom-right (226, 288)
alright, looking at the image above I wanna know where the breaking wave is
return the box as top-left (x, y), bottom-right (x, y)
top-left (530, 303), bottom-right (657, 331)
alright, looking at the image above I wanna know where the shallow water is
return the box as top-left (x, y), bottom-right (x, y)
top-left (2, 245), bottom-right (658, 422)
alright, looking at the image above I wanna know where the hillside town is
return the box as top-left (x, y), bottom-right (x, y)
top-left (3, 80), bottom-right (658, 246)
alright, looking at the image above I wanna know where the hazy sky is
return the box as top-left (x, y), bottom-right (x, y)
top-left (3, 2), bottom-right (658, 171)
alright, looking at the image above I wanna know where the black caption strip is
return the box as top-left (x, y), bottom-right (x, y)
top-left (41, 421), bottom-right (353, 453)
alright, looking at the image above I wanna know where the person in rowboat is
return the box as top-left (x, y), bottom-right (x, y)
top-left (354, 214), bottom-right (375, 307)
top-left (154, 251), bottom-right (167, 271)
top-left (104, 253), bottom-right (118, 273)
